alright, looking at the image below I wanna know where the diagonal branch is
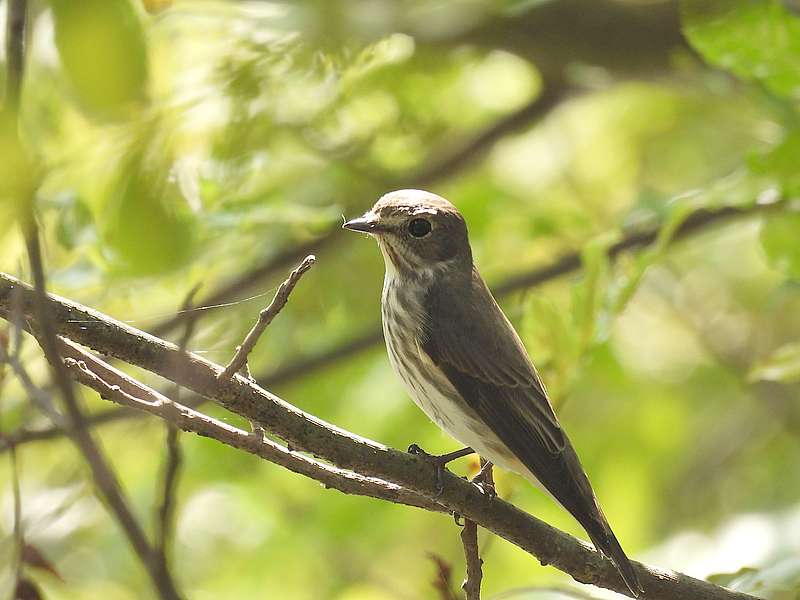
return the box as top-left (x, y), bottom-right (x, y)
top-left (56, 336), bottom-right (440, 512)
top-left (0, 272), bottom-right (763, 600)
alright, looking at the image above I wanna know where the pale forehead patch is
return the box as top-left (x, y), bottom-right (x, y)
top-left (411, 206), bottom-right (438, 216)
top-left (374, 188), bottom-right (455, 215)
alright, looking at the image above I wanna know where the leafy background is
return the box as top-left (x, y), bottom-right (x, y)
top-left (1, 0), bottom-right (800, 598)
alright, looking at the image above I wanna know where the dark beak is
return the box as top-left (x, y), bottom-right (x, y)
top-left (343, 213), bottom-right (380, 234)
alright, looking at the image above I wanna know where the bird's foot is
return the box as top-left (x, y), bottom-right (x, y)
top-left (407, 444), bottom-right (474, 498)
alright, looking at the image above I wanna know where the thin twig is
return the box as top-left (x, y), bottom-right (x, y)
top-left (218, 255), bottom-right (316, 380)
top-left (461, 520), bottom-right (482, 600)
top-left (11, 447), bottom-right (24, 587)
top-left (0, 274), bottom-right (764, 600)
top-left (155, 285), bottom-right (200, 576)
top-left (461, 459), bottom-right (493, 600)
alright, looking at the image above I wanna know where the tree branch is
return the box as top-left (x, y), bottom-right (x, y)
top-left (56, 336), bottom-right (441, 512)
top-left (0, 272), bottom-right (763, 600)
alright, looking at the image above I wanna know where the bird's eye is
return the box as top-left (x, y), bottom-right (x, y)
top-left (408, 218), bottom-right (432, 238)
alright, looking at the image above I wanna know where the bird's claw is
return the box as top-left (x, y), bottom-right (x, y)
top-left (453, 512), bottom-right (464, 527)
top-left (407, 443), bottom-right (450, 498)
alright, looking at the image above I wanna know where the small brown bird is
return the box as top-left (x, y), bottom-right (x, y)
top-left (344, 189), bottom-right (642, 597)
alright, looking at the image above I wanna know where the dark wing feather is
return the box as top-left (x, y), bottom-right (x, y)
top-left (422, 266), bottom-right (565, 455)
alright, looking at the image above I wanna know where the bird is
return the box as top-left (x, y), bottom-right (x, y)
top-left (343, 189), bottom-right (642, 597)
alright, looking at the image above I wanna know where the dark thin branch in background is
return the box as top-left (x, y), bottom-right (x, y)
top-left (25, 224), bottom-right (185, 600)
top-left (258, 199), bottom-right (785, 388)
top-left (0, 199), bottom-right (785, 456)
top-left (151, 81), bottom-right (568, 340)
top-left (218, 255), bottom-right (316, 380)
top-left (10, 447), bottom-right (24, 588)
top-left (0, 273), bottom-right (763, 600)
top-left (4, 0), bottom-right (27, 112)
top-left (5, 2), bottom-right (182, 596)
top-left (155, 285), bottom-right (200, 584)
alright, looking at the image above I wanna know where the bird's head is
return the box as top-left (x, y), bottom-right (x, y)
top-left (343, 189), bottom-right (471, 278)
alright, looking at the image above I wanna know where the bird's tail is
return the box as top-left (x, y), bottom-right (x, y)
top-left (582, 508), bottom-right (643, 598)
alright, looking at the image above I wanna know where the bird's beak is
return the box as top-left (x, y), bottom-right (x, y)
top-left (343, 212), bottom-right (381, 234)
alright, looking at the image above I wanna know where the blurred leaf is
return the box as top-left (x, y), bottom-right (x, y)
top-left (749, 342), bottom-right (800, 383)
top-left (572, 233), bottom-right (614, 349)
top-left (0, 112), bottom-right (36, 237)
top-left (709, 557), bottom-right (800, 597)
top-left (708, 566), bottom-right (760, 588)
top-left (142, 0), bottom-right (172, 14)
top-left (0, 327), bottom-right (8, 389)
top-left (681, 0), bottom-right (800, 100)
top-left (102, 151), bottom-right (196, 275)
top-left (759, 212), bottom-right (800, 279)
top-left (55, 194), bottom-right (94, 250)
top-left (50, 0), bottom-right (149, 117)
top-left (750, 131), bottom-right (800, 195)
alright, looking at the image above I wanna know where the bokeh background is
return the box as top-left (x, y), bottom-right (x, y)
top-left (2, 0), bottom-right (800, 598)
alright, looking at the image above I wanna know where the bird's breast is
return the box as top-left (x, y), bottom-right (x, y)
top-left (380, 276), bottom-right (511, 461)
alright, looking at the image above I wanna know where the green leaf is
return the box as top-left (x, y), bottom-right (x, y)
top-left (681, 0), bottom-right (800, 100)
top-left (50, 0), bottom-right (149, 117)
top-left (749, 342), bottom-right (800, 383)
top-left (759, 212), bottom-right (800, 279)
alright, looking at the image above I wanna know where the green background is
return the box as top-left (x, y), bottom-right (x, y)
top-left (1, 0), bottom-right (800, 598)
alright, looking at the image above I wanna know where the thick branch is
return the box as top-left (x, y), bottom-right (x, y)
top-left (0, 273), bottom-right (762, 600)
top-left (56, 336), bottom-right (440, 513)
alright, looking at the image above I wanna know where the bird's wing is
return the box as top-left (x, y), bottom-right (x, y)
top-left (421, 267), bottom-right (642, 597)
top-left (421, 267), bottom-right (565, 456)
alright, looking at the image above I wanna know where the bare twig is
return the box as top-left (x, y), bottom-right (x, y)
top-left (11, 447), bottom-right (24, 587)
top-left (461, 460), bottom-right (493, 600)
top-left (461, 520), bottom-right (482, 600)
top-left (0, 273), bottom-right (763, 600)
top-left (218, 255), bottom-right (316, 380)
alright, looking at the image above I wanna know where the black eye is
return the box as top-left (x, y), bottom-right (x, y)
top-left (408, 218), bottom-right (432, 238)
